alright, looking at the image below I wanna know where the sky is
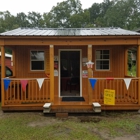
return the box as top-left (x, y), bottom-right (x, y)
top-left (0, 0), bottom-right (104, 15)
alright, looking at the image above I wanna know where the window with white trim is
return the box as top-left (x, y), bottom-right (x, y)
top-left (95, 50), bottom-right (110, 70)
top-left (30, 51), bottom-right (45, 71)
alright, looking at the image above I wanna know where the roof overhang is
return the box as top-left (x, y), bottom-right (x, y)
top-left (0, 28), bottom-right (140, 46)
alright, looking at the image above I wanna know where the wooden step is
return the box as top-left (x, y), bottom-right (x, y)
top-left (43, 103), bottom-right (51, 113)
top-left (56, 113), bottom-right (68, 118)
top-left (92, 102), bottom-right (101, 113)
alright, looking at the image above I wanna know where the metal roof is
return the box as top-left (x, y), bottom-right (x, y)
top-left (0, 27), bottom-right (140, 36)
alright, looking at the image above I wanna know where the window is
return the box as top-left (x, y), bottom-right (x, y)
top-left (95, 50), bottom-right (110, 70)
top-left (6, 67), bottom-right (13, 76)
top-left (30, 51), bottom-right (45, 71)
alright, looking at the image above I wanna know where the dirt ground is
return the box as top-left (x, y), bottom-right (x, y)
top-left (0, 109), bottom-right (140, 140)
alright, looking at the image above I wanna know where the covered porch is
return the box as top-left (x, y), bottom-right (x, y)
top-left (1, 77), bottom-right (140, 111)
top-left (0, 28), bottom-right (140, 112)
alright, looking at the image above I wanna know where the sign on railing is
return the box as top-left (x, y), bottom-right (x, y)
top-left (104, 89), bottom-right (115, 105)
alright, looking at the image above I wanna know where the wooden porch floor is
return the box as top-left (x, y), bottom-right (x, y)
top-left (2, 92), bottom-right (92, 112)
top-left (49, 94), bottom-right (94, 113)
top-left (2, 98), bottom-right (140, 112)
top-left (3, 90), bottom-right (140, 112)
top-left (54, 89), bottom-right (89, 105)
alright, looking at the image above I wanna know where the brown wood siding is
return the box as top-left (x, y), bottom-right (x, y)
top-left (54, 45), bottom-right (87, 97)
top-left (2, 37), bottom-right (139, 46)
top-left (46, 48), bottom-right (50, 73)
top-left (2, 44), bottom-right (140, 111)
top-left (14, 45), bottom-right (125, 97)
top-left (15, 46), bottom-right (49, 78)
top-left (82, 46), bottom-right (88, 98)
top-left (15, 46), bottom-right (125, 96)
top-left (53, 45), bottom-right (125, 98)
top-left (92, 46), bottom-right (125, 77)
top-left (54, 46), bottom-right (59, 98)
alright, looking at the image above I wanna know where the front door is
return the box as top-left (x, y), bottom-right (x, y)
top-left (59, 50), bottom-right (81, 97)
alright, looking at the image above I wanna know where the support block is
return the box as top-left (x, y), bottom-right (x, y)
top-left (43, 103), bottom-right (51, 113)
top-left (56, 113), bottom-right (68, 118)
top-left (92, 102), bottom-right (101, 113)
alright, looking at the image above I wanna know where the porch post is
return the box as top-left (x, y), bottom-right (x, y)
top-left (87, 45), bottom-right (93, 104)
top-left (50, 45), bottom-right (54, 102)
top-left (1, 46), bottom-right (5, 106)
top-left (137, 42), bottom-right (140, 105)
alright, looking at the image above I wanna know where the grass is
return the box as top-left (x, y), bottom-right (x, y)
top-left (0, 104), bottom-right (140, 140)
top-left (98, 117), bottom-right (137, 137)
top-left (128, 65), bottom-right (136, 77)
top-left (0, 113), bottom-right (100, 140)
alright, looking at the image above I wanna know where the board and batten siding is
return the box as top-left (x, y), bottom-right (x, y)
top-left (54, 45), bottom-right (87, 98)
top-left (15, 46), bottom-right (50, 78)
top-left (53, 45), bottom-right (126, 97)
top-left (14, 45), bottom-right (126, 98)
top-left (92, 46), bottom-right (125, 78)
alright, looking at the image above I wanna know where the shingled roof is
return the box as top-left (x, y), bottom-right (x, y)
top-left (0, 27), bottom-right (140, 36)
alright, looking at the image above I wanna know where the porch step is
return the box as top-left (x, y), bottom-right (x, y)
top-left (43, 103), bottom-right (51, 113)
top-left (56, 113), bottom-right (68, 118)
top-left (92, 102), bottom-right (101, 113)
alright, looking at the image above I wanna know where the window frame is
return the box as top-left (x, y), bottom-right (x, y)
top-left (30, 50), bottom-right (45, 71)
top-left (95, 49), bottom-right (110, 71)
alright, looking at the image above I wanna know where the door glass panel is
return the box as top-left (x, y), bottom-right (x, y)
top-left (60, 51), bottom-right (80, 97)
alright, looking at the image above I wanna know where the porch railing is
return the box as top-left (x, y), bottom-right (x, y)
top-left (3, 77), bottom-right (139, 106)
top-left (92, 78), bottom-right (139, 104)
top-left (4, 78), bottom-right (50, 105)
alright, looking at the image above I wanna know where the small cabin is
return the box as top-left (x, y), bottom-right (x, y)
top-left (0, 27), bottom-right (140, 113)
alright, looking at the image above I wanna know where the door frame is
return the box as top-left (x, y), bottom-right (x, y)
top-left (58, 49), bottom-right (82, 97)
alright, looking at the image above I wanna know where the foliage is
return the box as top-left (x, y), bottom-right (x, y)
top-left (0, 0), bottom-right (140, 31)
top-left (0, 11), bottom-right (17, 32)
top-left (127, 50), bottom-right (137, 77)
top-left (0, 0), bottom-right (140, 54)
top-left (28, 12), bottom-right (44, 28)
top-left (43, 0), bottom-right (83, 28)
top-left (128, 64), bottom-right (136, 77)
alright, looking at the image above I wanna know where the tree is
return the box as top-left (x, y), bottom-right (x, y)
top-left (0, 11), bottom-right (17, 33)
top-left (89, 3), bottom-right (101, 26)
top-left (126, 0), bottom-right (140, 30)
top-left (0, 0), bottom-right (140, 31)
top-left (43, 0), bottom-right (83, 28)
top-left (95, 0), bottom-right (114, 27)
top-left (96, 0), bottom-right (140, 29)
top-left (15, 12), bottom-right (30, 28)
top-left (27, 12), bottom-right (44, 27)
top-left (69, 9), bottom-right (91, 28)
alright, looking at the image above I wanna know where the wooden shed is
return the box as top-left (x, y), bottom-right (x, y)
top-left (0, 27), bottom-right (140, 112)
top-left (0, 52), bottom-right (12, 69)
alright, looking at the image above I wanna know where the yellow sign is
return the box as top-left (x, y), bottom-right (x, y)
top-left (104, 89), bottom-right (115, 105)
